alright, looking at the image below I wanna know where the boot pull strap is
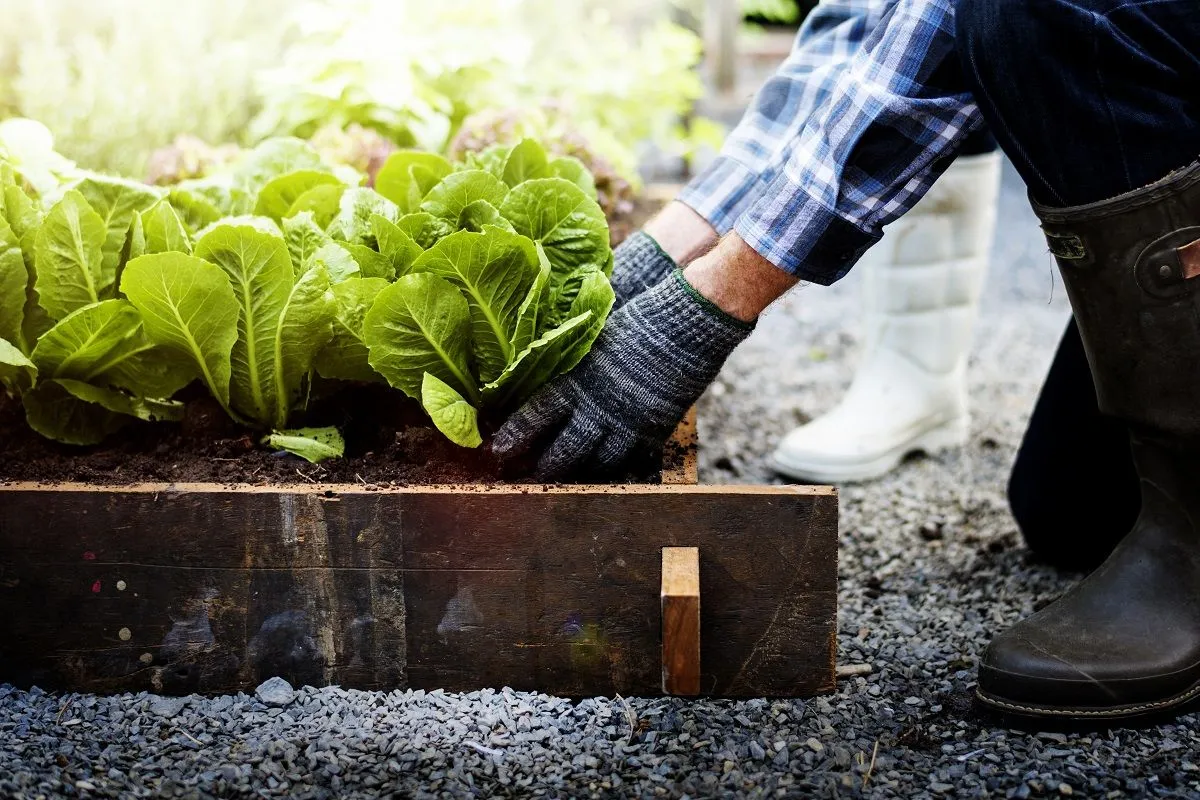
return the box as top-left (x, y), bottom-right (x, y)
top-left (1135, 227), bottom-right (1200, 299)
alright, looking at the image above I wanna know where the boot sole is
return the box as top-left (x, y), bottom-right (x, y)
top-left (770, 417), bottom-right (968, 483)
top-left (975, 681), bottom-right (1200, 724)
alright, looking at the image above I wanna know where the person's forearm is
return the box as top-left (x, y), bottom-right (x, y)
top-left (643, 201), bottom-right (720, 265)
top-left (683, 233), bottom-right (799, 323)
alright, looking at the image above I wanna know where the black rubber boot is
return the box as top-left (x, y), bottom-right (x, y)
top-left (977, 163), bottom-right (1200, 722)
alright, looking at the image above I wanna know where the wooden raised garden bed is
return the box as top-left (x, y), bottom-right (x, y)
top-left (0, 413), bottom-right (838, 698)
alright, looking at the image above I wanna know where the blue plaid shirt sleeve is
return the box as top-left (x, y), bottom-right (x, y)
top-left (677, 0), bottom-right (985, 285)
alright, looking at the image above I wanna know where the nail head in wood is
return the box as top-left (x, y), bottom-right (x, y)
top-left (662, 546), bottom-right (701, 695)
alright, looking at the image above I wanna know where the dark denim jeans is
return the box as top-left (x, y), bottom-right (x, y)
top-left (952, 0), bottom-right (1200, 567)
top-left (957, 0), bottom-right (1200, 206)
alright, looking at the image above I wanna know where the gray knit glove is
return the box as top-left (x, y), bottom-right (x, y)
top-left (609, 231), bottom-right (679, 309)
top-left (493, 269), bottom-right (754, 479)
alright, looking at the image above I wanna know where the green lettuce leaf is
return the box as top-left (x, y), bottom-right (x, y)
top-left (327, 188), bottom-right (400, 246)
top-left (29, 299), bottom-right (138, 379)
top-left (549, 156), bottom-right (598, 199)
top-left (2, 182), bottom-right (50, 347)
top-left (255, 170), bottom-right (343, 222)
top-left (233, 138), bottom-right (328, 197)
top-left (363, 272), bottom-right (477, 403)
top-left (31, 299), bottom-right (195, 398)
top-left (510, 244), bottom-right (553, 356)
top-left (140, 199), bottom-right (192, 255)
top-left (375, 151), bottom-right (454, 213)
top-left (500, 177), bottom-right (609, 280)
top-left (196, 223), bottom-right (294, 425)
top-left (314, 277), bottom-right (389, 384)
top-left (114, 215), bottom-right (145, 295)
top-left (311, 242), bottom-right (361, 284)
top-left (458, 200), bottom-right (515, 234)
top-left (410, 227), bottom-right (540, 384)
top-left (2, 190), bottom-right (47, 349)
top-left (551, 264), bottom-right (610, 325)
top-left (371, 214), bottom-right (422, 278)
top-left (120, 252), bottom-right (240, 417)
top-left (554, 267), bottom-right (615, 376)
top-left (396, 212), bottom-right (454, 250)
top-left (502, 139), bottom-right (552, 188)
top-left (0, 219), bottom-right (28, 352)
top-left (285, 183), bottom-right (345, 228)
top-left (22, 380), bottom-right (127, 446)
top-left (196, 214), bottom-right (281, 240)
top-left (2, 180), bottom-right (42, 267)
top-left (167, 187), bottom-right (223, 233)
top-left (173, 179), bottom-right (255, 218)
top-left (282, 212), bottom-right (330, 276)
top-left (73, 176), bottom-right (163, 287)
top-left (0, 337), bottom-right (36, 395)
top-left (421, 372), bottom-right (481, 448)
top-left (464, 145), bottom-right (511, 179)
top-left (33, 190), bottom-right (107, 320)
top-left (482, 311), bottom-right (596, 410)
top-left (284, 214), bottom-right (359, 283)
top-left (420, 170), bottom-right (509, 230)
top-left (195, 224), bottom-right (333, 428)
top-left (346, 243), bottom-right (393, 281)
top-left (262, 426), bottom-right (345, 463)
top-left (52, 379), bottom-right (185, 423)
top-left (271, 266), bottom-right (336, 428)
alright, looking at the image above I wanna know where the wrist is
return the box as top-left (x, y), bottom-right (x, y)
top-left (643, 201), bottom-right (719, 265)
top-left (671, 270), bottom-right (755, 333)
top-left (682, 234), bottom-right (799, 322)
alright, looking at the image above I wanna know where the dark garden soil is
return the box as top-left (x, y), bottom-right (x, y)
top-left (0, 384), bottom-right (686, 487)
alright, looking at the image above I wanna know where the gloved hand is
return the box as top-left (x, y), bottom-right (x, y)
top-left (493, 269), bottom-right (754, 479)
top-left (609, 231), bottom-right (679, 310)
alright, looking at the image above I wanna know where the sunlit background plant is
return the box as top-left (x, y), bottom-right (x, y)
top-left (0, 0), bottom-right (293, 176)
top-left (248, 0), bottom-right (713, 185)
top-left (0, 0), bottom-right (719, 186)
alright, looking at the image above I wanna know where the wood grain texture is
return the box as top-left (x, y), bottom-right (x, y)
top-left (0, 483), bottom-right (837, 697)
top-left (661, 547), bottom-right (700, 696)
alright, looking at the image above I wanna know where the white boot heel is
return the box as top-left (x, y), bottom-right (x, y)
top-left (911, 414), bottom-right (970, 455)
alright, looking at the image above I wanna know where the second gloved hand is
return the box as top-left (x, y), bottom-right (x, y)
top-left (493, 269), bottom-right (754, 480)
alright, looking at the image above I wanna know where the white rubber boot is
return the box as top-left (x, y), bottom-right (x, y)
top-left (772, 151), bottom-right (1002, 483)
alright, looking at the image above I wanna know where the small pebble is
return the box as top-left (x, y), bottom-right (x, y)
top-left (148, 696), bottom-right (187, 718)
top-left (255, 677), bottom-right (296, 708)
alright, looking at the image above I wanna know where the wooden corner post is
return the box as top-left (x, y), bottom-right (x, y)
top-left (661, 547), bottom-right (701, 695)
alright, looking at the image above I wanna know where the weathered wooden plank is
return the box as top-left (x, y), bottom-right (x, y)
top-left (0, 483), bottom-right (837, 697)
top-left (661, 547), bottom-right (701, 696)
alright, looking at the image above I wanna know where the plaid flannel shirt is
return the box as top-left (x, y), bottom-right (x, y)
top-left (677, 0), bottom-right (984, 284)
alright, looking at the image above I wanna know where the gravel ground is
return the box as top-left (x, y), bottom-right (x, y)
top-left (3, 162), bottom-right (1199, 798)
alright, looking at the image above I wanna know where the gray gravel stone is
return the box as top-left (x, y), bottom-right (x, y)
top-left (148, 695), bottom-right (187, 718)
top-left (255, 677), bottom-right (296, 707)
